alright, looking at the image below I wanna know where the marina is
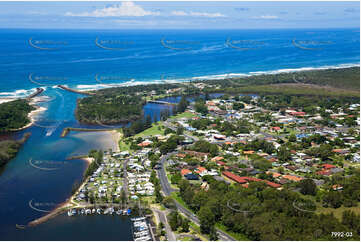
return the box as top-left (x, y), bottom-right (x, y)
top-left (67, 207), bottom-right (131, 217)
top-left (131, 217), bottom-right (153, 241)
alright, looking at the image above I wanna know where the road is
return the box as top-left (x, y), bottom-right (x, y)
top-left (153, 208), bottom-right (177, 241)
top-left (123, 158), bottom-right (129, 202)
top-left (157, 152), bottom-right (236, 241)
top-left (163, 121), bottom-right (200, 142)
top-left (157, 152), bottom-right (177, 196)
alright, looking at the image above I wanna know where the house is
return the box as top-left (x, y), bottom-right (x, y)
top-left (222, 171), bottom-right (248, 184)
top-left (289, 111), bottom-right (306, 117)
top-left (321, 164), bottom-right (336, 170)
top-left (243, 150), bottom-right (255, 155)
top-left (317, 170), bottom-right (332, 176)
top-left (211, 156), bottom-right (224, 162)
top-left (181, 169), bottom-right (192, 176)
top-left (137, 140), bottom-right (153, 147)
top-left (195, 166), bottom-right (207, 176)
top-left (270, 126), bottom-right (281, 132)
top-left (332, 184), bottom-right (343, 191)
top-left (282, 174), bottom-right (303, 182)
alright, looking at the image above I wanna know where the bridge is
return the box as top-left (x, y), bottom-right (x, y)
top-left (147, 100), bottom-right (176, 105)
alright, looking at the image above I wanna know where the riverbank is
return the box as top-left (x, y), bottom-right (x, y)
top-left (9, 105), bottom-right (46, 132)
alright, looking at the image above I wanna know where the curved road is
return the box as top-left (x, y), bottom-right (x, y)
top-left (157, 152), bottom-right (236, 241)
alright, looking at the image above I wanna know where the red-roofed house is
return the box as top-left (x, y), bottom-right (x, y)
top-left (216, 161), bottom-right (226, 166)
top-left (222, 171), bottom-right (247, 184)
top-left (181, 169), bottom-right (192, 176)
top-left (137, 141), bottom-right (152, 147)
top-left (195, 167), bottom-right (207, 176)
top-left (270, 126), bottom-right (281, 132)
top-left (321, 164), bottom-right (336, 170)
top-left (290, 111), bottom-right (306, 116)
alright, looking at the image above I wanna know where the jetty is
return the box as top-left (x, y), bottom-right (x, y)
top-left (147, 100), bottom-right (176, 106)
top-left (61, 127), bottom-right (114, 137)
top-left (57, 85), bottom-right (96, 96)
top-left (26, 87), bottom-right (44, 99)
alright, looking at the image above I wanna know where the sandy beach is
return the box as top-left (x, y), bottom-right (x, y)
top-left (110, 130), bottom-right (121, 152)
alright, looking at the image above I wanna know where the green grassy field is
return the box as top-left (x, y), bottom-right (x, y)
top-left (316, 203), bottom-right (360, 220)
top-left (134, 122), bottom-right (165, 138)
top-left (173, 111), bottom-right (198, 119)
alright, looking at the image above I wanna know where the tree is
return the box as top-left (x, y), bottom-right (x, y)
top-left (288, 134), bottom-right (297, 142)
top-left (195, 100), bottom-right (208, 115)
top-left (209, 226), bottom-right (218, 241)
top-left (277, 146), bottom-right (291, 162)
top-left (299, 179), bottom-right (317, 196)
top-left (162, 196), bottom-right (176, 209)
top-left (176, 126), bottom-right (184, 135)
top-left (181, 218), bottom-right (190, 232)
top-left (177, 96), bottom-right (189, 113)
top-left (168, 211), bottom-right (181, 231)
top-left (198, 206), bottom-right (215, 234)
top-left (323, 191), bottom-right (342, 208)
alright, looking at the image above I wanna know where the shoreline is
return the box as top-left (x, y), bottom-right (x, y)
top-left (27, 129), bottom-right (121, 226)
top-left (0, 65), bottom-right (359, 97)
top-left (28, 157), bottom-right (94, 227)
top-left (9, 104), bottom-right (47, 132)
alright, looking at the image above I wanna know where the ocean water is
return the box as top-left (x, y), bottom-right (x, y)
top-left (0, 28), bottom-right (359, 240)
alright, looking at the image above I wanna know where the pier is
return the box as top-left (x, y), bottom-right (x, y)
top-left (26, 87), bottom-right (44, 99)
top-left (60, 127), bottom-right (114, 137)
top-left (57, 85), bottom-right (96, 96)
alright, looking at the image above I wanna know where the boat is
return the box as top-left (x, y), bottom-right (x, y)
top-left (67, 210), bottom-right (73, 216)
top-left (116, 209), bottom-right (122, 215)
top-left (96, 208), bottom-right (101, 214)
top-left (109, 207), bottom-right (114, 215)
top-left (92, 208), bottom-right (96, 214)
top-left (81, 208), bottom-right (85, 214)
top-left (134, 236), bottom-right (151, 241)
top-left (103, 208), bottom-right (109, 215)
top-left (15, 224), bottom-right (26, 229)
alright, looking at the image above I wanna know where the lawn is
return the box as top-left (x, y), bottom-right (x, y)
top-left (173, 111), bottom-right (197, 119)
top-left (316, 203), bottom-right (360, 220)
top-left (134, 122), bottom-right (165, 138)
